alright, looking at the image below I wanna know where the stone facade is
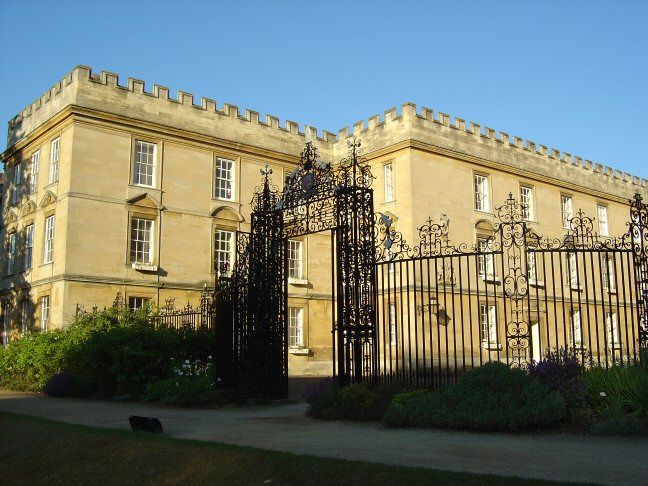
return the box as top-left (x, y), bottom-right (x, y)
top-left (1, 66), bottom-right (645, 373)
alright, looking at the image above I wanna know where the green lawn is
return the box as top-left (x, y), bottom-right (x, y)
top-left (0, 412), bottom-right (570, 485)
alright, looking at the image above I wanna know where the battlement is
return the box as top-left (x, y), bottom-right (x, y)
top-left (335, 103), bottom-right (647, 195)
top-left (7, 66), bottom-right (338, 154)
top-left (5, 66), bottom-right (646, 198)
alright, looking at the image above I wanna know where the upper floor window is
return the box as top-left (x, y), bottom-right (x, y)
top-left (44, 215), bottom-right (55, 264)
top-left (6, 233), bottom-right (16, 275)
top-left (520, 185), bottom-right (535, 221)
top-left (474, 174), bottom-right (490, 212)
top-left (24, 224), bottom-right (34, 271)
top-left (389, 302), bottom-right (397, 345)
top-left (567, 251), bottom-right (578, 288)
top-left (384, 164), bottom-right (394, 202)
top-left (130, 217), bottom-right (154, 264)
top-left (40, 295), bottom-right (50, 331)
top-left (602, 254), bottom-right (616, 292)
top-left (133, 140), bottom-right (156, 187)
top-left (598, 205), bottom-right (609, 236)
top-left (30, 151), bottom-right (40, 194)
top-left (215, 158), bottom-right (234, 200)
top-left (11, 162), bottom-right (21, 205)
top-left (606, 312), bottom-right (620, 348)
top-left (288, 307), bottom-right (304, 348)
top-left (477, 237), bottom-right (495, 281)
top-left (561, 195), bottom-right (573, 229)
top-left (571, 309), bottom-right (583, 349)
top-left (480, 303), bottom-right (498, 348)
top-left (49, 138), bottom-right (60, 184)
top-left (288, 239), bottom-right (303, 280)
top-left (214, 229), bottom-right (234, 275)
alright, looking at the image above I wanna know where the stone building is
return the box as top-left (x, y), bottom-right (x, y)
top-left (1, 66), bottom-right (645, 373)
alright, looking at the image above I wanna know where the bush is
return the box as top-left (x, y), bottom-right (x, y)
top-left (588, 415), bottom-right (648, 436)
top-left (527, 349), bottom-right (588, 412)
top-left (144, 375), bottom-right (238, 407)
top-left (43, 372), bottom-right (93, 398)
top-left (0, 307), bottom-right (219, 399)
top-left (383, 363), bottom-right (566, 432)
top-left (583, 362), bottom-right (648, 419)
top-left (306, 380), bottom-right (406, 422)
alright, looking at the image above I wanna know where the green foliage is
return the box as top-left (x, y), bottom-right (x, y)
top-left (588, 415), bottom-right (648, 436)
top-left (144, 375), bottom-right (238, 407)
top-left (307, 381), bottom-right (407, 422)
top-left (0, 307), bottom-right (218, 399)
top-left (583, 361), bottom-right (648, 419)
top-left (383, 363), bottom-right (567, 432)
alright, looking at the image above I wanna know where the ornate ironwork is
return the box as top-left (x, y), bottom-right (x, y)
top-left (628, 192), bottom-right (648, 348)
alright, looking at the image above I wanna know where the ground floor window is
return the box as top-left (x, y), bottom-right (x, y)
top-left (2, 303), bottom-right (10, 345)
top-left (129, 296), bottom-right (152, 312)
top-left (40, 296), bottom-right (50, 331)
top-left (480, 304), bottom-right (498, 348)
top-left (288, 307), bottom-right (303, 347)
top-left (214, 229), bottom-right (235, 276)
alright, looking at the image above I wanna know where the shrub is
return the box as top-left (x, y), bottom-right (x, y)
top-left (43, 372), bottom-right (93, 398)
top-left (0, 307), bottom-right (219, 399)
top-left (527, 349), bottom-right (588, 412)
top-left (144, 375), bottom-right (238, 407)
top-left (583, 362), bottom-right (648, 419)
top-left (306, 380), bottom-right (407, 422)
top-left (588, 415), bottom-right (648, 437)
top-left (383, 362), bottom-right (566, 432)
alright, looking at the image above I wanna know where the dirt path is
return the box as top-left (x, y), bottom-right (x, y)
top-left (0, 389), bottom-right (646, 485)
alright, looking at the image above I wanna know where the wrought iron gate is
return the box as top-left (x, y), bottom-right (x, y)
top-left (216, 137), bottom-right (647, 397)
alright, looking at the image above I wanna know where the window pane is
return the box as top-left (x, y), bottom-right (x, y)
top-left (40, 296), bottom-right (50, 331)
top-left (288, 240), bottom-right (302, 279)
top-left (215, 158), bottom-right (234, 200)
top-left (214, 229), bottom-right (234, 275)
top-left (288, 307), bottom-right (303, 347)
top-left (130, 218), bottom-right (154, 263)
top-left (44, 215), bottom-right (55, 264)
top-left (134, 141), bottom-right (156, 186)
top-left (49, 138), bottom-right (60, 184)
top-left (384, 164), bottom-right (394, 202)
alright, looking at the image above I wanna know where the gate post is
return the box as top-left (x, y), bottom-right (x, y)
top-left (214, 272), bottom-right (234, 386)
top-left (629, 193), bottom-right (648, 351)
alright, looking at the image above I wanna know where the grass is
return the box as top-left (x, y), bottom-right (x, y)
top-left (0, 412), bottom-right (569, 486)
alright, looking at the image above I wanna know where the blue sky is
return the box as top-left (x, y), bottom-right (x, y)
top-left (1, 0), bottom-right (646, 176)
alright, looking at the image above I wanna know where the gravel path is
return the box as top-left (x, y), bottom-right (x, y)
top-left (1, 389), bottom-right (646, 485)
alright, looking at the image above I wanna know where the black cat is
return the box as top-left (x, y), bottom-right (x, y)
top-left (129, 416), bottom-right (163, 434)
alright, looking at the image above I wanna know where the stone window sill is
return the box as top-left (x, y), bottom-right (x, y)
top-left (289, 277), bottom-right (309, 286)
top-left (289, 347), bottom-right (310, 356)
top-left (131, 262), bottom-right (159, 272)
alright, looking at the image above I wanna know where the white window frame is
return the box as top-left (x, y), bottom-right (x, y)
top-left (288, 239), bottom-right (303, 280)
top-left (520, 185), bottom-right (535, 221)
top-left (474, 173), bottom-right (490, 212)
top-left (480, 304), bottom-right (498, 348)
top-left (214, 229), bottom-right (234, 276)
top-left (24, 224), bottom-right (34, 271)
top-left (606, 312), bottom-right (620, 349)
top-left (2, 303), bottom-right (10, 345)
top-left (44, 215), bottom-right (55, 264)
top-left (598, 205), bottom-right (609, 237)
top-left (6, 233), bottom-right (16, 275)
top-left (561, 195), bottom-right (573, 229)
top-left (566, 252), bottom-right (580, 289)
top-left (128, 296), bottom-right (151, 312)
top-left (527, 250), bottom-right (538, 284)
top-left (288, 307), bottom-right (304, 348)
top-left (129, 217), bottom-right (154, 264)
top-left (214, 157), bottom-right (235, 201)
top-left (602, 254), bottom-right (616, 293)
top-left (389, 302), bottom-right (397, 345)
top-left (30, 150), bottom-right (40, 194)
top-left (477, 237), bottom-right (495, 281)
top-left (571, 309), bottom-right (583, 349)
top-left (40, 296), bottom-right (50, 331)
top-left (49, 137), bottom-right (60, 184)
top-left (20, 300), bottom-right (28, 335)
top-left (11, 162), bottom-right (21, 205)
top-left (384, 163), bottom-right (394, 202)
top-left (132, 140), bottom-right (157, 188)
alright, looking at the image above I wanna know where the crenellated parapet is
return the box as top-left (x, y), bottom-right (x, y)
top-left (7, 65), bottom-right (336, 159)
top-left (5, 66), bottom-right (646, 200)
top-left (333, 102), bottom-right (647, 198)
